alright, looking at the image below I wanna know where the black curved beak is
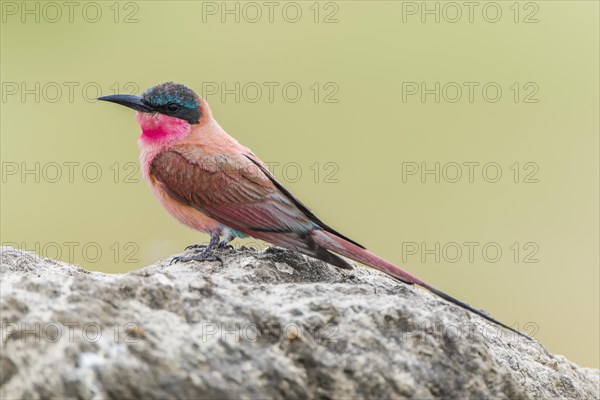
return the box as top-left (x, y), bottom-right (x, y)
top-left (97, 94), bottom-right (154, 113)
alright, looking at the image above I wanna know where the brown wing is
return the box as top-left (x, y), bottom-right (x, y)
top-left (149, 147), bottom-right (316, 234)
top-left (150, 145), bottom-right (361, 269)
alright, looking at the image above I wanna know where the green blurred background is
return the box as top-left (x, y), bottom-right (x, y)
top-left (1, 1), bottom-right (598, 368)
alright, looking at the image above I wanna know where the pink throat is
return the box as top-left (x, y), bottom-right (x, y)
top-left (136, 112), bottom-right (191, 144)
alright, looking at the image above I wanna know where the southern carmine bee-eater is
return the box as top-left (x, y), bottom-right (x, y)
top-left (99, 82), bottom-right (528, 338)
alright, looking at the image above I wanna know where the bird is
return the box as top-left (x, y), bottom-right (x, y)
top-left (99, 82), bottom-right (529, 338)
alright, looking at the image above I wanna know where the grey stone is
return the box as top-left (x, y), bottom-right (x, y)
top-left (0, 246), bottom-right (598, 399)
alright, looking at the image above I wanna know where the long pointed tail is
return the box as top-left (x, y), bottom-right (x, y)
top-left (312, 230), bottom-right (531, 339)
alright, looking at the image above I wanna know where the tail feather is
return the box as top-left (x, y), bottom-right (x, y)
top-left (312, 230), bottom-right (531, 339)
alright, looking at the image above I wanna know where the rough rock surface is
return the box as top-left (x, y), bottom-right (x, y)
top-left (0, 246), bottom-right (598, 399)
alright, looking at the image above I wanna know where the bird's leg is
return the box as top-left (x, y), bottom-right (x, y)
top-left (217, 228), bottom-right (235, 249)
top-left (185, 231), bottom-right (220, 251)
top-left (171, 233), bottom-right (221, 264)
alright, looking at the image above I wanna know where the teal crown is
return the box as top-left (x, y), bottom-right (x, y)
top-left (142, 82), bottom-right (200, 109)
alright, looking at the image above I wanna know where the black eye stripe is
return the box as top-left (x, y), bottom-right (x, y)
top-left (141, 97), bottom-right (200, 124)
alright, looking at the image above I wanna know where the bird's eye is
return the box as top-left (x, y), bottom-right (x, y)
top-left (167, 103), bottom-right (179, 112)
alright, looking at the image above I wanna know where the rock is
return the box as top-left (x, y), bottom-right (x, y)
top-left (0, 246), bottom-right (598, 399)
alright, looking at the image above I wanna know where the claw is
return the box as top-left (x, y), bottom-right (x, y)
top-left (171, 232), bottom-right (221, 265)
top-left (217, 229), bottom-right (235, 249)
top-left (170, 256), bottom-right (183, 266)
top-left (170, 253), bottom-right (221, 264)
top-left (217, 241), bottom-right (234, 249)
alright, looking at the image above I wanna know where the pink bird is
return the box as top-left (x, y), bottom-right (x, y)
top-left (99, 82), bottom-right (528, 338)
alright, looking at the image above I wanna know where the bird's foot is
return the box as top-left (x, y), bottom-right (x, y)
top-left (217, 229), bottom-right (235, 249)
top-left (185, 243), bottom-right (205, 251)
top-left (170, 252), bottom-right (221, 265)
top-left (172, 233), bottom-right (221, 265)
top-left (217, 240), bottom-right (234, 250)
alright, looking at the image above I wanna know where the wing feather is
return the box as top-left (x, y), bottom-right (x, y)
top-left (150, 148), bottom-right (314, 234)
top-left (149, 145), bottom-right (364, 251)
